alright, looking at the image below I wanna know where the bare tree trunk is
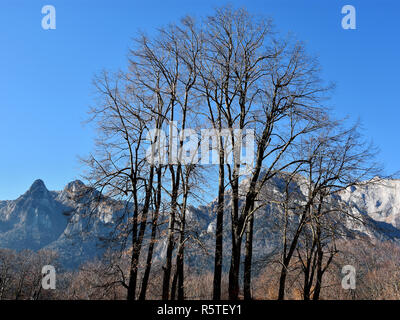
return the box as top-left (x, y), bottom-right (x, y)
top-left (176, 237), bottom-right (185, 300)
top-left (127, 188), bottom-right (140, 302)
top-left (213, 156), bottom-right (225, 300)
top-left (277, 265), bottom-right (288, 300)
top-left (278, 211), bottom-right (308, 300)
top-left (127, 250), bottom-right (139, 300)
top-left (170, 213), bottom-right (186, 301)
top-left (302, 261), bottom-right (312, 300)
top-left (228, 163), bottom-right (241, 300)
top-left (170, 211), bottom-right (186, 301)
top-left (139, 229), bottom-right (157, 300)
top-left (139, 167), bottom-right (162, 300)
top-left (313, 248), bottom-right (323, 301)
top-left (170, 267), bottom-right (178, 300)
top-left (313, 223), bottom-right (336, 301)
top-left (162, 190), bottom-right (177, 300)
top-left (127, 166), bottom-right (155, 300)
top-left (243, 211), bottom-right (254, 300)
top-left (177, 197), bottom-right (187, 300)
top-left (229, 232), bottom-right (242, 300)
top-left (162, 102), bottom-right (180, 300)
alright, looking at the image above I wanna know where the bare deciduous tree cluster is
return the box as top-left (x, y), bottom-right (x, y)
top-left (0, 249), bottom-right (59, 300)
top-left (32, 6), bottom-right (382, 300)
top-left (80, 6), bottom-right (383, 300)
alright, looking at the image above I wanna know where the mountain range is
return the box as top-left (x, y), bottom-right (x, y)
top-left (1, 177), bottom-right (400, 269)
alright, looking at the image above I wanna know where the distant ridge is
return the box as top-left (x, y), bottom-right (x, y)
top-left (1, 178), bottom-right (400, 269)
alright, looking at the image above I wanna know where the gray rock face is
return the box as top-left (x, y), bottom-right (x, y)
top-left (0, 179), bottom-right (114, 268)
top-left (0, 179), bottom-right (69, 251)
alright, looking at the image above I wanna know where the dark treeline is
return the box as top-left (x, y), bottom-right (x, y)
top-left (3, 239), bottom-right (400, 300)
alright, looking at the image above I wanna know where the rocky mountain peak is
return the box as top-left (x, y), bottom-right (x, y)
top-left (26, 179), bottom-right (50, 198)
top-left (64, 180), bottom-right (85, 193)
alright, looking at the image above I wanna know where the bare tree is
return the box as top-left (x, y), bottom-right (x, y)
top-left (84, 68), bottom-right (164, 300)
top-left (81, 5), bottom-right (385, 302)
top-left (125, 17), bottom-right (203, 300)
top-left (276, 124), bottom-right (380, 300)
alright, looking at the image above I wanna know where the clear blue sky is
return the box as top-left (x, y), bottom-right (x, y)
top-left (0, 0), bottom-right (399, 200)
